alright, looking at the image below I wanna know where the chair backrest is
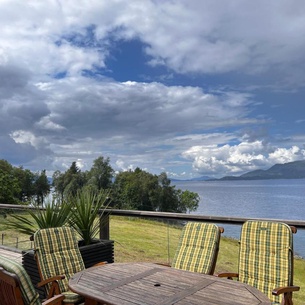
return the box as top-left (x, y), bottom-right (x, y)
top-left (0, 255), bottom-right (41, 305)
top-left (171, 222), bottom-right (223, 275)
top-left (34, 227), bottom-right (85, 295)
top-left (238, 220), bottom-right (294, 304)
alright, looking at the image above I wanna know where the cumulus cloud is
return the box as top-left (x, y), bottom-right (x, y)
top-left (118, 0), bottom-right (305, 86)
top-left (183, 141), bottom-right (305, 177)
top-left (0, 0), bottom-right (304, 178)
top-left (6, 75), bottom-right (259, 174)
top-left (1, 1), bottom-right (305, 83)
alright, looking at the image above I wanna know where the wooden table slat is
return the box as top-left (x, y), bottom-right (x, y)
top-left (69, 263), bottom-right (271, 305)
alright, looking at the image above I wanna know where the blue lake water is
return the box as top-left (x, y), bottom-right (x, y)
top-left (174, 179), bottom-right (305, 257)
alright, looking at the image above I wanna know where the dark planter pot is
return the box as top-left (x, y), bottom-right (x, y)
top-left (22, 239), bottom-right (114, 299)
top-left (78, 239), bottom-right (114, 268)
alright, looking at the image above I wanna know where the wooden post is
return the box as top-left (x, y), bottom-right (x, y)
top-left (99, 212), bottom-right (110, 240)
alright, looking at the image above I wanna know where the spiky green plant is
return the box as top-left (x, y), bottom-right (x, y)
top-left (6, 200), bottom-right (72, 236)
top-left (68, 188), bottom-right (111, 245)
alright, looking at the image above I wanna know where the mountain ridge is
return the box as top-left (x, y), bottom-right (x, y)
top-left (172, 160), bottom-right (305, 182)
top-left (216, 160), bottom-right (305, 181)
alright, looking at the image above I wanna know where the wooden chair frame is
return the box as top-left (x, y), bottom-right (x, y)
top-left (0, 267), bottom-right (64, 305)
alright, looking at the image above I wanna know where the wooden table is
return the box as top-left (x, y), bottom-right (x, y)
top-left (69, 262), bottom-right (271, 305)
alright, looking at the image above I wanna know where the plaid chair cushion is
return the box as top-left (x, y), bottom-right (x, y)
top-left (239, 221), bottom-right (293, 304)
top-left (34, 227), bottom-right (85, 304)
top-left (171, 222), bottom-right (221, 275)
top-left (0, 254), bottom-right (41, 305)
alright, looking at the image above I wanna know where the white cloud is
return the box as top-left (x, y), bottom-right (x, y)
top-left (115, 159), bottom-right (135, 172)
top-left (269, 146), bottom-right (305, 164)
top-left (10, 130), bottom-right (47, 149)
top-left (1, 1), bottom-right (305, 82)
top-left (119, 0), bottom-right (305, 85)
top-left (183, 141), bottom-right (305, 177)
top-left (0, 0), bottom-right (305, 178)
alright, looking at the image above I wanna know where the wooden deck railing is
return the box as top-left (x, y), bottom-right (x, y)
top-left (99, 209), bottom-right (305, 239)
top-left (2, 203), bottom-right (305, 240)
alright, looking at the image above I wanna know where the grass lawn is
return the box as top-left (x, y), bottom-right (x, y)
top-left (1, 214), bottom-right (304, 304)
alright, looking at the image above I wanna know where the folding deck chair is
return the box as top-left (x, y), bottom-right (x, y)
top-left (218, 220), bottom-right (300, 305)
top-left (33, 227), bottom-right (85, 305)
top-left (171, 222), bottom-right (224, 275)
top-left (0, 254), bottom-right (64, 305)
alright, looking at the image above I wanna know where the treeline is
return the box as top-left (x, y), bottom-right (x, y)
top-left (0, 159), bottom-right (49, 205)
top-left (0, 157), bottom-right (200, 213)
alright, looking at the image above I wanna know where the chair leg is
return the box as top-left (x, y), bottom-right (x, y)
top-left (281, 292), bottom-right (293, 305)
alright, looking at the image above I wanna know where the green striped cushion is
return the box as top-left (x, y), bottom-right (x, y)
top-left (171, 222), bottom-right (221, 274)
top-left (0, 254), bottom-right (41, 305)
top-left (34, 227), bottom-right (85, 304)
top-left (239, 221), bottom-right (293, 304)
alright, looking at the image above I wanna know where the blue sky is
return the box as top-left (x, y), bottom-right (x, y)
top-left (1, 0), bottom-right (305, 179)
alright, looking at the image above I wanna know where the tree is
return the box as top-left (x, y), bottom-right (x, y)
top-left (53, 162), bottom-right (86, 198)
top-left (157, 172), bottom-right (179, 212)
top-left (52, 170), bottom-right (65, 200)
top-left (176, 189), bottom-right (200, 213)
top-left (113, 168), bottom-right (159, 210)
top-left (112, 169), bottom-right (199, 213)
top-left (0, 160), bottom-right (21, 204)
top-left (33, 170), bottom-right (50, 206)
top-left (13, 167), bottom-right (35, 202)
top-left (87, 156), bottom-right (114, 191)
top-left (0, 169), bottom-right (21, 204)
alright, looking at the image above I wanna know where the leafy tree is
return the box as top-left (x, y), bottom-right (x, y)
top-left (176, 189), bottom-right (200, 213)
top-left (52, 162), bottom-right (86, 198)
top-left (13, 167), bottom-right (36, 202)
top-left (0, 157), bottom-right (200, 213)
top-left (0, 160), bottom-right (22, 204)
top-left (52, 170), bottom-right (65, 200)
top-left (87, 156), bottom-right (114, 191)
top-left (0, 159), bottom-right (13, 173)
top-left (0, 169), bottom-right (21, 204)
top-left (113, 168), bottom-right (159, 210)
top-left (157, 172), bottom-right (179, 212)
top-left (112, 169), bottom-right (199, 213)
top-left (67, 162), bottom-right (87, 195)
top-left (33, 170), bottom-right (50, 206)
top-left (0, 160), bottom-right (51, 204)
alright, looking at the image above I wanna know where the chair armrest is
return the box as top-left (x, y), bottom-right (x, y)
top-left (272, 285), bottom-right (300, 296)
top-left (216, 272), bottom-right (239, 280)
top-left (37, 275), bottom-right (65, 288)
top-left (37, 275), bottom-right (65, 299)
top-left (42, 294), bottom-right (65, 305)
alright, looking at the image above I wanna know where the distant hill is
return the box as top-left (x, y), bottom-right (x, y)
top-left (171, 175), bottom-right (212, 182)
top-left (217, 160), bottom-right (305, 181)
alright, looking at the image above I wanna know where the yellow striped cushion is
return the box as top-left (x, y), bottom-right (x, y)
top-left (239, 221), bottom-right (293, 304)
top-left (34, 227), bottom-right (85, 303)
top-left (171, 222), bottom-right (221, 274)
